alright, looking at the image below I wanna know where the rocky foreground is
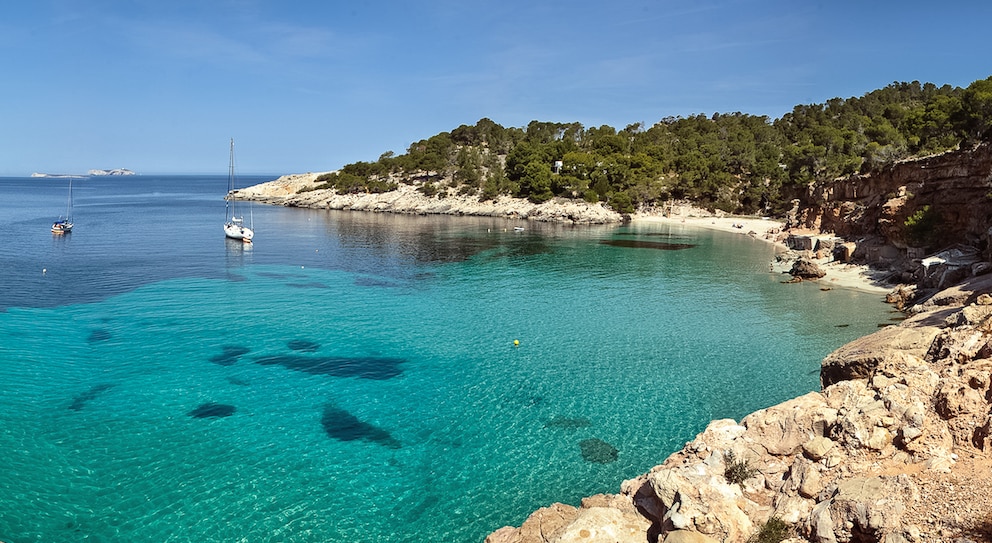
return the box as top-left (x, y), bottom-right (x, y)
top-left (484, 273), bottom-right (992, 543)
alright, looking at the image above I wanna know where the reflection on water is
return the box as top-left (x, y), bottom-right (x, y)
top-left (0, 174), bottom-right (619, 311)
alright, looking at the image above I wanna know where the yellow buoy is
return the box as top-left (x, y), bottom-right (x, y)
top-left (513, 339), bottom-right (519, 346)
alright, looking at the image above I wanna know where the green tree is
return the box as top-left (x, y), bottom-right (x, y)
top-left (519, 161), bottom-right (554, 203)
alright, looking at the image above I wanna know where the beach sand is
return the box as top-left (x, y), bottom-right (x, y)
top-left (632, 210), bottom-right (895, 295)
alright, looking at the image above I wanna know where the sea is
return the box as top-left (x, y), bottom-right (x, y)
top-left (0, 175), bottom-right (898, 543)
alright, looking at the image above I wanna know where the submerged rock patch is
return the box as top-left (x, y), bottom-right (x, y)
top-left (188, 402), bottom-right (236, 419)
top-left (599, 240), bottom-right (696, 250)
top-left (285, 282), bottom-right (330, 289)
top-left (320, 404), bottom-right (400, 449)
top-left (254, 354), bottom-right (404, 380)
top-left (87, 329), bottom-right (112, 343)
top-left (287, 340), bottom-right (321, 353)
top-left (544, 416), bottom-right (593, 430)
top-left (209, 345), bottom-right (251, 366)
top-left (579, 438), bottom-right (619, 464)
top-left (354, 276), bottom-right (404, 288)
top-left (68, 383), bottom-right (115, 411)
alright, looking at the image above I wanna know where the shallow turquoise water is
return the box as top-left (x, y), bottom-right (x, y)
top-left (0, 177), bottom-right (896, 542)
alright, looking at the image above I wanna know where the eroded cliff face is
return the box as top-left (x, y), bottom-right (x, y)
top-left (790, 142), bottom-right (992, 262)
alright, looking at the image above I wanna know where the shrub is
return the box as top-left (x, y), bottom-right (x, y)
top-left (418, 182), bottom-right (439, 197)
top-left (903, 204), bottom-right (940, 246)
top-left (724, 450), bottom-right (758, 488)
top-left (747, 517), bottom-right (792, 543)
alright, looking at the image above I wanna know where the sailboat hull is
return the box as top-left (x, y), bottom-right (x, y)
top-left (224, 221), bottom-right (254, 241)
top-left (52, 222), bottom-right (73, 234)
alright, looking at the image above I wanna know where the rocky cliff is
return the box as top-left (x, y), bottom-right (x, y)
top-left (787, 142), bottom-right (992, 291)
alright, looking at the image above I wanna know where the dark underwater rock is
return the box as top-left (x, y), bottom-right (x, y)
top-left (544, 416), bottom-right (593, 430)
top-left (286, 282), bottom-right (329, 289)
top-left (599, 239), bottom-right (696, 250)
top-left (189, 402), bottom-right (236, 419)
top-left (579, 438), bottom-right (619, 464)
top-left (287, 340), bottom-right (321, 353)
top-left (210, 345), bottom-right (251, 366)
top-left (87, 329), bottom-right (112, 343)
top-left (68, 383), bottom-right (115, 411)
top-left (320, 404), bottom-right (400, 449)
top-left (254, 354), bottom-right (404, 380)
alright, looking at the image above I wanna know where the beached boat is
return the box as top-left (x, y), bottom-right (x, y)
top-left (51, 178), bottom-right (74, 234)
top-left (223, 139), bottom-right (254, 242)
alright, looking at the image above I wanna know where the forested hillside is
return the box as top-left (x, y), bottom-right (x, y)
top-left (306, 77), bottom-right (992, 216)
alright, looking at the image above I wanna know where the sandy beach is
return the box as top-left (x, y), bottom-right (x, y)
top-left (632, 210), bottom-right (895, 295)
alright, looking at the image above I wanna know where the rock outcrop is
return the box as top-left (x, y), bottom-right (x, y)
top-left (787, 142), bottom-right (992, 291)
top-left (486, 273), bottom-right (992, 542)
top-left (234, 172), bottom-right (625, 225)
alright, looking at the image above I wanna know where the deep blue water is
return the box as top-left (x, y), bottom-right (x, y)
top-left (0, 175), bottom-right (897, 542)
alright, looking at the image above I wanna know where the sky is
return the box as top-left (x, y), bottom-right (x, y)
top-left (2, 0), bottom-right (990, 176)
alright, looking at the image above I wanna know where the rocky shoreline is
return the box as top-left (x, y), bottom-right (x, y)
top-left (236, 173), bottom-right (893, 294)
top-left (238, 170), bottom-right (992, 542)
top-left (233, 172), bottom-right (624, 224)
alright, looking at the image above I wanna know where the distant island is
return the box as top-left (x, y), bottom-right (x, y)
top-left (31, 168), bottom-right (136, 178)
top-left (88, 168), bottom-right (135, 176)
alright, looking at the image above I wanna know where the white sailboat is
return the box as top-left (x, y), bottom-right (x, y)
top-left (51, 177), bottom-right (74, 234)
top-left (224, 139), bottom-right (254, 242)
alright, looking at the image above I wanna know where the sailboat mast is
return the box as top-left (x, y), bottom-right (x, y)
top-left (226, 138), bottom-right (235, 219)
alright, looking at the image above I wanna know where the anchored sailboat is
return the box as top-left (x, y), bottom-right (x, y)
top-left (51, 177), bottom-right (74, 234)
top-left (223, 139), bottom-right (254, 242)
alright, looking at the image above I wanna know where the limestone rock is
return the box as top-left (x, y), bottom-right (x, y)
top-left (803, 476), bottom-right (917, 543)
top-left (662, 530), bottom-right (720, 543)
top-left (820, 326), bottom-right (939, 387)
top-left (515, 503), bottom-right (579, 543)
top-left (802, 436), bottom-right (835, 461)
top-left (551, 507), bottom-right (653, 543)
top-left (742, 393), bottom-right (833, 456)
top-left (237, 174), bottom-right (625, 224)
top-left (790, 258), bottom-right (826, 279)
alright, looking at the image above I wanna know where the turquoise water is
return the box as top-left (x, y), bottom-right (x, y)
top-left (0, 177), bottom-right (896, 542)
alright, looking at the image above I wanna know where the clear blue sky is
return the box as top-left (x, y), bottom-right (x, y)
top-left (2, 0), bottom-right (989, 176)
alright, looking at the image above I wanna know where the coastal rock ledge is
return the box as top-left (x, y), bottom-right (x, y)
top-left (487, 274), bottom-right (992, 543)
top-left (234, 172), bottom-right (624, 224)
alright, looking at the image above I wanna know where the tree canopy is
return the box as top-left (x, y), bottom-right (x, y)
top-left (306, 77), bottom-right (992, 215)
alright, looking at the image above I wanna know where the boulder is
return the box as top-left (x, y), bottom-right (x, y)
top-left (662, 530), bottom-right (720, 543)
top-left (820, 326), bottom-right (939, 387)
top-left (803, 476), bottom-right (917, 543)
top-left (742, 393), bottom-right (834, 456)
top-left (513, 503), bottom-right (579, 543)
top-left (789, 258), bottom-right (826, 279)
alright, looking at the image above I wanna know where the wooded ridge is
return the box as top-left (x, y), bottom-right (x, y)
top-left (304, 77), bottom-right (992, 217)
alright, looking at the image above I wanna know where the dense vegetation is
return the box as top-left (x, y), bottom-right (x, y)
top-left (307, 77), bottom-right (992, 215)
